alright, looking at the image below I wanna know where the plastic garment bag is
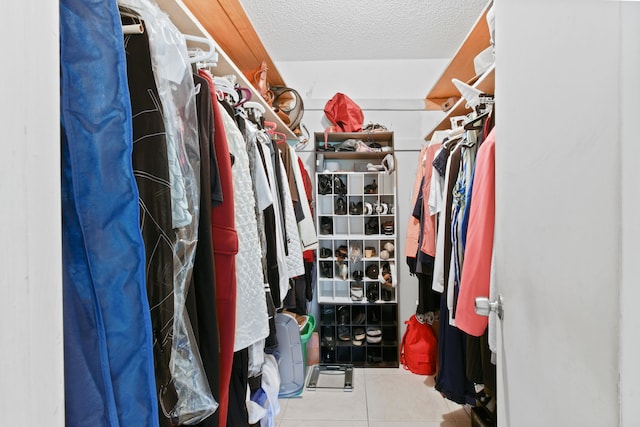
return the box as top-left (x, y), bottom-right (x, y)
top-left (118, 0), bottom-right (216, 423)
top-left (60, 0), bottom-right (158, 425)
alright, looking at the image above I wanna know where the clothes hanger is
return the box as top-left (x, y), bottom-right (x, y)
top-left (464, 110), bottom-right (492, 131)
top-left (213, 76), bottom-right (239, 105)
top-left (263, 121), bottom-right (277, 133)
top-left (184, 35), bottom-right (217, 64)
top-left (233, 87), bottom-right (252, 108)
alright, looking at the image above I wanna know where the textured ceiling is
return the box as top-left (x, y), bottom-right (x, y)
top-left (238, 0), bottom-right (488, 62)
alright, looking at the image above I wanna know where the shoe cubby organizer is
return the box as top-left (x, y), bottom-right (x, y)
top-left (315, 132), bottom-right (398, 367)
top-left (319, 304), bottom-right (398, 368)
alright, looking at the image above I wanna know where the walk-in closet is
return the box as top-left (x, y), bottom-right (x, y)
top-left (3, 1), bottom-right (640, 426)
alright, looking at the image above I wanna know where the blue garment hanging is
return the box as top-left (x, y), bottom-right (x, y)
top-left (60, 0), bottom-right (158, 425)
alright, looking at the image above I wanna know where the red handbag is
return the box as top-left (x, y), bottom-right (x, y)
top-left (323, 93), bottom-right (364, 147)
top-left (400, 314), bottom-right (437, 375)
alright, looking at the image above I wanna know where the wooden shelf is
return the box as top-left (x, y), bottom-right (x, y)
top-left (424, 1), bottom-right (493, 111)
top-left (155, 0), bottom-right (296, 140)
top-left (181, 0), bottom-right (286, 87)
top-left (424, 64), bottom-right (495, 141)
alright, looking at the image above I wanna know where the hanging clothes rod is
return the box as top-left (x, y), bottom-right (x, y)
top-left (122, 23), bottom-right (144, 34)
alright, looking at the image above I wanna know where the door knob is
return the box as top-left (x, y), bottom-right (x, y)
top-left (475, 295), bottom-right (503, 319)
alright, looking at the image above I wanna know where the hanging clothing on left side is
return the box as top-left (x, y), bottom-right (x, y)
top-left (60, 0), bottom-right (158, 424)
top-left (123, 22), bottom-right (178, 421)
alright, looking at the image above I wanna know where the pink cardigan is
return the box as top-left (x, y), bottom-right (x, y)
top-left (455, 128), bottom-right (496, 336)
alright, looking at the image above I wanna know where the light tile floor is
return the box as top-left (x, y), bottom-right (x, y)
top-left (275, 367), bottom-right (471, 427)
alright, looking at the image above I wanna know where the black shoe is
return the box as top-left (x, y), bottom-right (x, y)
top-left (322, 326), bottom-right (335, 349)
top-left (349, 201), bottom-right (363, 215)
top-left (335, 196), bottom-right (347, 215)
top-left (320, 217), bottom-right (333, 235)
top-left (381, 288), bottom-right (392, 301)
top-left (365, 264), bottom-right (379, 280)
top-left (320, 247), bottom-right (332, 258)
top-left (352, 311), bottom-right (366, 325)
top-left (321, 306), bottom-right (335, 324)
top-left (318, 175), bottom-right (333, 195)
top-left (365, 217), bottom-right (379, 235)
top-left (367, 283), bottom-right (379, 302)
top-left (333, 176), bottom-right (347, 195)
top-left (337, 305), bottom-right (350, 325)
top-left (320, 261), bottom-right (334, 278)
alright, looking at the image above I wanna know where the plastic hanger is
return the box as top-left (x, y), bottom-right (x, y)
top-left (464, 110), bottom-right (492, 130)
top-left (184, 35), bottom-right (218, 64)
top-left (263, 121), bottom-right (277, 133)
top-left (233, 87), bottom-right (252, 108)
top-left (213, 76), bottom-right (239, 105)
top-left (452, 78), bottom-right (482, 110)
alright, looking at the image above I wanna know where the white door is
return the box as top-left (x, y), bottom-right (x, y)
top-left (493, 1), bottom-right (638, 426)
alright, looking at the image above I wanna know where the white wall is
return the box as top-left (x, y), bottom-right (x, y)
top-left (0, 0), bottom-right (64, 425)
top-left (496, 1), bottom-right (622, 426)
top-left (278, 59), bottom-right (446, 333)
top-left (619, 3), bottom-right (640, 426)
